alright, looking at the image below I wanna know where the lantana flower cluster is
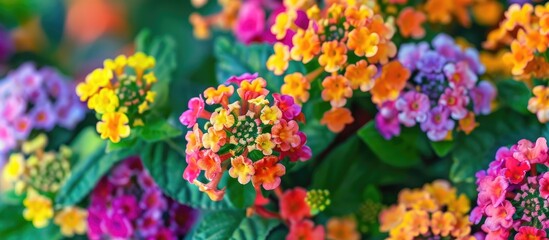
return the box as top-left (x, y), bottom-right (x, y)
top-left (266, 0), bottom-right (398, 133)
top-left (76, 52), bottom-right (157, 143)
top-left (87, 157), bottom-right (199, 239)
top-left (179, 75), bottom-right (311, 201)
top-left (2, 134), bottom-right (88, 237)
top-left (379, 180), bottom-right (475, 240)
top-left (471, 137), bottom-right (549, 239)
top-left (0, 63), bottom-right (85, 160)
top-left (484, 3), bottom-right (549, 123)
top-left (375, 34), bottom-right (496, 141)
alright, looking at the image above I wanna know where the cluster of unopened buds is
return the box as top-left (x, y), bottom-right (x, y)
top-left (87, 157), bottom-right (198, 239)
top-left (265, 0), bottom-right (397, 133)
top-left (76, 52), bottom-right (157, 143)
top-left (471, 137), bottom-right (549, 239)
top-left (483, 3), bottom-right (549, 123)
top-left (379, 180), bottom-right (475, 240)
top-left (179, 74), bottom-right (311, 201)
top-left (2, 134), bottom-right (88, 237)
top-left (0, 63), bottom-right (85, 159)
top-left (375, 34), bottom-right (496, 141)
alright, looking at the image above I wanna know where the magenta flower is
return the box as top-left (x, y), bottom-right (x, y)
top-left (443, 61), bottom-right (477, 89)
top-left (513, 137), bottom-right (548, 164)
top-left (234, 2), bottom-right (266, 44)
top-left (483, 201), bottom-right (515, 231)
top-left (470, 80), bottom-right (496, 115)
top-left (183, 151), bottom-right (201, 182)
top-left (137, 210), bottom-right (162, 237)
top-left (87, 206), bottom-right (106, 240)
top-left (100, 212), bottom-right (133, 239)
top-left (1, 96), bottom-right (25, 122)
top-left (438, 87), bottom-right (469, 120)
top-left (138, 171), bottom-right (157, 189)
top-left (478, 175), bottom-right (508, 206)
top-left (179, 96), bottom-right (207, 128)
top-left (0, 121), bottom-right (16, 153)
top-left (169, 204), bottom-right (199, 235)
top-left (112, 195), bottom-right (140, 220)
top-left (375, 101), bottom-right (401, 140)
top-left (503, 156), bottom-right (530, 184)
top-left (140, 189), bottom-right (167, 211)
top-left (279, 132), bottom-right (312, 162)
top-left (274, 93), bottom-right (301, 120)
top-left (539, 173), bottom-right (549, 199)
top-left (395, 91), bottom-right (430, 127)
top-left (12, 116), bottom-right (32, 140)
top-left (225, 73), bottom-right (259, 85)
top-left (420, 106), bottom-right (454, 141)
top-left (149, 227), bottom-right (177, 240)
top-left (108, 162), bottom-right (133, 186)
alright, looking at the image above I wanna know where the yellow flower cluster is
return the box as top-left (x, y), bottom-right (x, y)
top-left (1, 135), bottom-right (87, 235)
top-left (76, 52), bottom-right (157, 143)
top-left (379, 180), bottom-right (474, 240)
top-left (304, 189), bottom-right (331, 215)
top-left (267, 1), bottom-right (396, 133)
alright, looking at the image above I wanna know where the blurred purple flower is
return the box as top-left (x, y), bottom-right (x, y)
top-left (420, 106), bottom-right (455, 141)
top-left (417, 51), bottom-right (447, 73)
top-left (100, 212), bottom-right (133, 239)
top-left (398, 42), bottom-right (429, 71)
top-left (395, 91), bottom-right (430, 127)
top-left (471, 80), bottom-right (496, 115)
top-left (112, 195), bottom-right (140, 220)
top-left (438, 87), bottom-right (469, 120)
top-left (375, 101), bottom-right (401, 140)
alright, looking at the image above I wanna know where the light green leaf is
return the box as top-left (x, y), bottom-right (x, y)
top-left (137, 120), bottom-right (182, 142)
top-left (193, 210), bottom-right (280, 240)
top-left (430, 140), bottom-right (454, 157)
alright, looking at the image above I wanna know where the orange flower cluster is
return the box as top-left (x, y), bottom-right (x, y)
top-left (483, 3), bottom-right (549, 123)
top-left (189, 0), bottom-right (241, 39)
top-left (267, 1), bottom-right (398, 133)
top-left (379, 180), bottom-right (475, 240)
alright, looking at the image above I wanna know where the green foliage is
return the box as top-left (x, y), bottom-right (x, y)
top-left (0, 202), bottom-right (60, 240)
top-left (137, 119), bottom-right (182, 143)
top-left (496, 79), bottom-right (531, 114)
top-left (192, 210), bottom-right (280, 240)
top-left (450, 109), bottom-right (542, 197)
top-left (226, 177), bottom-right (256, 209)
top-left (357, 121), bottom-right (423, 168)
top-left (56, 136), bottom-right (140, 206)
top-left (214, 37), bottom-right (305, 91)
top-left (140, 141), bottom-right (233, 210)
top-left (430, 140), bottom-right (454, 157)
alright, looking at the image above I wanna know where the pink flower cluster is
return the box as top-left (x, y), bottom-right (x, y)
top-left (87, 157), bottom-right (198, 240)
top-left (0, 63), bottom-right (85, 159)
top-left (471, 137), bottom-right (549, 239)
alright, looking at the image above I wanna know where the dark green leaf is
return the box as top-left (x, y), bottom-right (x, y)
top-left (0, 202), bottom-right (60, 240)
top-left (357, 121), bottom-right (422, 168)
top-left (137, 120), bottom-right (182, 142)
top-left (192, 210), bottom-right (280, 240)
top-left (140, 141), bottom-right (233, 210)
top-left (496, 79), bottom-right (531, 114)
top-left (248, 150), bottom-right (264, 161)
top-left (430, 140), bottom-right (454, 157)
top-left (106, 136), bottom-right (138, 153)
top-left (226, 177), bottom-right (256, 209)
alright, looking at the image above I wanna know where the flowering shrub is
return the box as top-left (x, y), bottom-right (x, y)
top-left (179, 75), bottom-right (311, 201)
top-left (471, 137), bottom-right (549, 239)
top-left (0, 63), bottom-right (85, 160)
top-left (87, 157), bottom-right (198, 239)
top-left (76, 53), bottom-right (158, 143)
top-left (2, 134), bottom-right (87, 236)
top-left (374, 34), bottom-right (496, 141)
top-left (379, 180), bottom-right (475, 239)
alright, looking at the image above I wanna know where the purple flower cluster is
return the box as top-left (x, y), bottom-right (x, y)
top-left (0, 63), bottom-right (85, 158)
top-left (87, 157), bottom-right (199, 240)
top-left (375, 34), bottom-right (496, 141)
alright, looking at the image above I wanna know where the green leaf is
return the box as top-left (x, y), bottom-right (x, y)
top-left (69, 127), bottom-right (104, 163)
top-left (430, 140), bottom-right (454, 157)
top-left (0, 202), bottom-right (60, 240)
top-left (135, 30), bottom-right (177, 84)
top-left (450, 109), bottom-right (542, 197)
top-left (137, 120), bottom-right (182, 142)
top-left (106, 136), bottom-right (138, 153)
top-left (140, 141), bottom-right (233, 210)
top-left (248, 150), bottom-right (264, 161)
top-left (363, 185), bottom-right (382, 202)
top-left (496, 79), bottom-right (531, 114)
top-left (214, 37), bottom-right (305, 91)
top-left (56, 144), bottom-right (139, 207)
top-left (357, 121), bottom-right (422, 168)
top-left (226, 177), bottom-right (256, 209)
top-left (192, 210), bottom-right (280, 240)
